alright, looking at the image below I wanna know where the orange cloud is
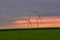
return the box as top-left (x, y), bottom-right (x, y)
top-left (13, 16), bottom-right (60, 23)
top-left (0, 16), bottom-right (60, 29)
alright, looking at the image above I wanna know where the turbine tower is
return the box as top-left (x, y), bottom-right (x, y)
top-left (29, 8), bottom-right (41, 28)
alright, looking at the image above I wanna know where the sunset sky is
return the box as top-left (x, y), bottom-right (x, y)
top-left (0, 0), bottom-right (60, 29)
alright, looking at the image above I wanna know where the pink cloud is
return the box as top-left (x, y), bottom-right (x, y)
top-left (0, 16), bottom-right (60, 29)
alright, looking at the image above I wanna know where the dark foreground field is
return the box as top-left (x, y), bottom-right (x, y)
top-left (0, 28), bottom-right (60, 40)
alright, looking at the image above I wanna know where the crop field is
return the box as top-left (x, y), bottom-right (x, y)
top-left (0, 28), bottom-right (60, 40)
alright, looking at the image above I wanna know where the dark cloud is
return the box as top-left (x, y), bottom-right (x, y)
top-left (0, 0), bottom-right (60, 23)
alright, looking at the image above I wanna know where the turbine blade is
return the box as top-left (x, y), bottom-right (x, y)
top-left (29, 10), bottom-right (38, 13)
top-left (37, 13), bottom-right (41, 20)
top-left (28, 20), bottom-right (32, 26)
top-left (28, 14), bottom-right (32, 26)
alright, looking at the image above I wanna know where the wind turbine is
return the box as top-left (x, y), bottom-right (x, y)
top-left (25, 16), bottom-right (32, 28)
top-left (28, 8), bottom-right (41, 28)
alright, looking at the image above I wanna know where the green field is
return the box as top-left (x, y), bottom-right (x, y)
top-left (0, 28), bottom-right (60, 40)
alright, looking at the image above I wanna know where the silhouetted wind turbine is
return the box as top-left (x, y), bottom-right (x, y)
top-left (28, 8), bottom-right (41, 28)
top-left (25, 16), bottom-right (32, 28)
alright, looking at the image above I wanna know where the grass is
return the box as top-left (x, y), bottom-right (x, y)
top-left (0, 28), bottom-right (60, 40)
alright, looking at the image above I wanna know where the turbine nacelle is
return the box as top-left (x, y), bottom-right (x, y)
top-left (29, 10), bottom-right (39, 13)
top-left (29, 8), bottom-right (40, 13)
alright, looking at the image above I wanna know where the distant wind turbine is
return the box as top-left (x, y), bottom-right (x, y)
top-left (28, 8), bottom-right (41, 28)
top-left (25, 16), bottom-right (32, 28)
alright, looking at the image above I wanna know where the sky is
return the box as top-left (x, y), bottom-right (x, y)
top-left (0, 0), bottom-right (60, 29)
